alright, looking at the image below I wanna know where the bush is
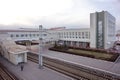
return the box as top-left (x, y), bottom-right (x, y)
top-left (69, 46), bottom-right (107, 53)
top-left (49, 47), bottom-right (119, 62)
top-left (49, 47), bottom-right (95, 58)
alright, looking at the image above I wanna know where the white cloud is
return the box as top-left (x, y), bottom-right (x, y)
top-left (0, 0), bottom-right (119, 29)
top-left (0, 0), bottom-right (73, 25)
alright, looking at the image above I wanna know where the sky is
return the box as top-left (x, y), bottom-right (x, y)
top-left (0, 0), bottom-right (120, 29)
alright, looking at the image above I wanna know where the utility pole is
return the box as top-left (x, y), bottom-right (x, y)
top-left (39, 25), bottom-right (43, 69)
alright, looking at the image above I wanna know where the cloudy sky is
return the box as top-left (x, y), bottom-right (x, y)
top-left (0, 0), bottom-right (120, 29)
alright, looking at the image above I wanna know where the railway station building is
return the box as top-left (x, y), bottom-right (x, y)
top-left (0, 33), bottom-right (28, 65)
top-left (0, 11), bottom-right (116, 50)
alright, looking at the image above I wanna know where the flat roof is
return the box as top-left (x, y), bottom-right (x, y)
top-left (0, 28), bottom-right (90, 32)
top-left (0, 38), bottom-right (28, 54)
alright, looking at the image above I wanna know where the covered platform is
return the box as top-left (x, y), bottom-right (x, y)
top-left (0, 33), bottom-right (28, 65)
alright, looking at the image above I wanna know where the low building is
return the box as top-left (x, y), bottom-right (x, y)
top-left (0, 33), bottom-right (28, 65)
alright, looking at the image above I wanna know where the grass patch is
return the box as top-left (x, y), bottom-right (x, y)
top-left (68, 49), bottom-right (113, 59)
top-left (49, 47), bottom-right (119, 62)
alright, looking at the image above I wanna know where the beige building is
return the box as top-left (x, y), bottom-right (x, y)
top-left (0, 33), bottom-right (28, 65)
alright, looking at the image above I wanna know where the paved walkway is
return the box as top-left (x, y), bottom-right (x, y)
top-left (0, 56), bottom-right (73, 80)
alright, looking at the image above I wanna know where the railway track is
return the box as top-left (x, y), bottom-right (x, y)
top-left (27, 53), bottom-right (89, 80)
top-left (27, 53), bottom-right (120, 80)
top-left (27, 53), bottom-right (88, 80)
top-left (0, 62), bottom-right (19, 80)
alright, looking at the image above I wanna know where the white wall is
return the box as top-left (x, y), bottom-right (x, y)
top-left (90, 13), bottom-right (97, 48)
top-left (104, 11), bottom-right (116, 49)
top-left (57, 29), bottom-right (90, 42)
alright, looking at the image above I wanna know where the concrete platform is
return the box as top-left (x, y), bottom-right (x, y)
top-left (29, 45), bottom-right (120, 76)
top-left (42, 50), bottom-right (120, 76)
top-left (0, 56), bottom-right (73, 80)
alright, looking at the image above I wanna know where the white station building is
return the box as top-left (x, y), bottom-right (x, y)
top-left (0, 11), bottom-right (116, 50)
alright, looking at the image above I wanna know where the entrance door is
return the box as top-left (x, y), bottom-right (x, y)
top-left (17, 54), bottom-right (24, 63)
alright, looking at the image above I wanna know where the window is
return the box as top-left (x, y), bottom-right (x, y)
top-left (29, 34), bottom-right (31, 37)
top-left (43, 34), bottom-right (47, 36)
top-left (72, 32), bottom-right (74, 35)
top-left (82, 32), bottom-right (84, 38)
top-left (66, 32), bottom-right (68, 35)
top-left (85, 32), bottom-right (88, 39)
top-left (69, 32), bottom-right (71, 38)
top-left (11, 34), bottom-right (13, 37)
top-left (64, 32), bottom-right (65, 35)
top-left (79, 32), bottom-right (81, 38)
top-left (37, 34), bottom-right (39, 36)
top-left (89, 32), bottom-right (90, 39)
top-left (21, 34), bottom-right (24, 37)
top-left (16, 34), bottom-right (19, 37)
top-left (72, 32), bottom-right (74, 38)
top-left (76, 32), bottom-right (78, 38)
top-left (58, 33), bottom-right (60, 37)
top-left (33, 34), bottom-right (35, 36)
top-left (76, 32), bottom-right (77, 35)
top-left (25, 34), bottom-right (27, 37)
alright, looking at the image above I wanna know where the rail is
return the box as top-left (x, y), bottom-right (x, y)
top-left (27, 53), bottom-right (120, 80)
top-left (27, 53), bottom-right (88, 80)
top-left (0, 62), bottom-right (19, 80)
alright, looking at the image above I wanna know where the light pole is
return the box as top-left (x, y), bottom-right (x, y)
top-left (39, 25), bottom-right (43, 69)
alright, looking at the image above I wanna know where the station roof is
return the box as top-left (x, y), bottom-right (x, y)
top-left (0, 36), bottom-right (28, 54)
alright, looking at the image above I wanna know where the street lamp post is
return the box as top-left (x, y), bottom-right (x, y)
top-left (39, 25), bottom-right (43, 69)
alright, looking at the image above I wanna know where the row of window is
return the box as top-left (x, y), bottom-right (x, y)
top-left (58, 32), bottom-right (90, 39)
top-left (10, 34), bottom-right (47, 38)
top-left (10, 31), bottom-right (90, 39)
top-left (58, 32), bottom-right (89, 36)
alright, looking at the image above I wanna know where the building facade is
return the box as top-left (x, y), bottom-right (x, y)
top-left (90, 11), bottom-right (116, 49)
top-left (0, 33), bottom-right (28, 65)
top-left (0, 11), bottom-right (116, 49)
top-left (57, 28), bottom-right (90, 48)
